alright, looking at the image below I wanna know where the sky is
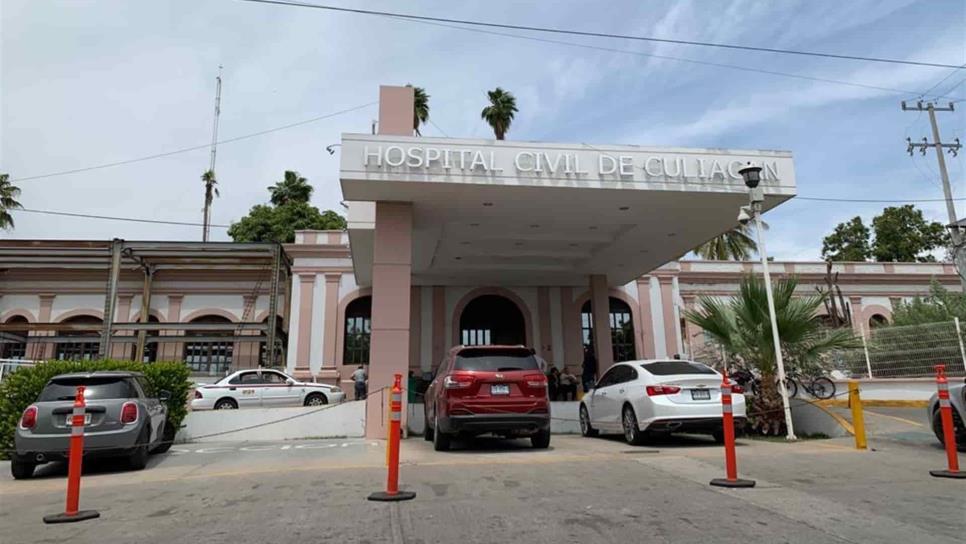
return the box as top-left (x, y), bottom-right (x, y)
top-left (1, 0), bottom-right (965, 261)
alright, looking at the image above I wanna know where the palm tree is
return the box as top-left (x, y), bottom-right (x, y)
top-left (480, 87), bottom-right (518, 140)
top-left (684, 275), bottom-right (857, 435)
top-left (201, 169), bottom-right (219, 242)
top-left (0, 173), bottom-right (23, 230)
top-left (269, 171), bottom-right (313, 206)
top-left (694, 224), bottom-right (757, 260)
top-left (406, 84), bottom-right (430, 136)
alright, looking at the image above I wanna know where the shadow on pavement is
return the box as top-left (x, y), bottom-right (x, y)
top-left (21, 452), bottom-right (173, 480)
top-left (435, 435), bottom-right (555, 454)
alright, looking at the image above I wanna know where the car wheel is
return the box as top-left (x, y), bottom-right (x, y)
top-left (128, 427), bottom-right (151, 470)
top-left (214, 398), bottom-right (238, 410)
top-left (151, 421), bottom-right (176, 454)
top-left (579, 404), bottom-right (598, 438)
top-left (10, 459), bottom-right (35, 480)
top-left (933, 409), bottom-right (966, 451)
top-left (622, 405), bottom-right (644, 446)
top-left (531, 428), bottom-right (551, 449)
top-left (432, 413), bottom-right (450, 452)
top-left (423, 407), bottom-right (434, 441)
top-left (304, 393), bottom-right (328, 407)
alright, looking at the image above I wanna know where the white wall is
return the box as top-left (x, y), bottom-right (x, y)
top-left (177, 401), bottom-right (366, 443)
top-left (0, 295), bottom-right (39, 319)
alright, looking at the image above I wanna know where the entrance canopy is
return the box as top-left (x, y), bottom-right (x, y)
top-left (340, 134), bottom-right (796, 286)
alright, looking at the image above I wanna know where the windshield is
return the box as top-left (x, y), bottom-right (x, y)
top-left (39, 377), bottom-right (136, 401)
top-left (642, 361), bottom-right (717, 376)
top-left (454, 348), bottom-right (540, 371)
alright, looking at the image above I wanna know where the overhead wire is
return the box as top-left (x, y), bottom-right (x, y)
top-left (234, 0), bottom-right (966, 70)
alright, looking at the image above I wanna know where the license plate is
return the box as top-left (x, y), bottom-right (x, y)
top-left (491, 384), bottom-right (510, 395)
top-left (691, 389), bottom-right (711, 400)
top-left (66, 414), bottom-right (92, 426)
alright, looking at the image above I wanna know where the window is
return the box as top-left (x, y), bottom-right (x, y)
top-left (55, 315), bottom-right (102, 361)
top-left (183, 315), bottom-right (234, 375)
top-left (344, 296), bottom-right (372, 365)
top-left (40, 377), bottom-right (134, 401)
top-left (135, 376), bottom-right (155, 398)
top-left (137, 315), bottom-right (160, 363)
top-left (1, 316), bottom-right (28, 360)
top-left (229, 372), bottom-right (260, 385)
top-left (262, 372), bottom-right (288, 384)
top-left (453, 347), bottom-right (540, 371)
top-left (581, 297), bottom-right (637, 362)
top-left (643, 360), bottom-right (716, 376)
top-left (613, 365), bottom-right (638, 384)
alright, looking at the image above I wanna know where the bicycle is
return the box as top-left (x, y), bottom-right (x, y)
top-left (785, 368), bottom-right (836, 400)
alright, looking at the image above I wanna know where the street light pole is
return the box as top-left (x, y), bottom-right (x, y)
top-left (751, 200), bottom-right (797, 441)
top-left (739, 162), bottom-right (797, 441)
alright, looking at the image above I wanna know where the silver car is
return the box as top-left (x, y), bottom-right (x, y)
top-left (929, 380), bottom-right (966, 451)
top-left (12, 371), bottom-right (171, 479)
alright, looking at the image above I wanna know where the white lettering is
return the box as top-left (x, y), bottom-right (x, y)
top-left (424, 147), bottom-right (441, 167)
top-left (619, 156), bottom-right (634, 176)
top-left (708, 160), bottom-right (726, 180)
top-left (458, 150), bottom-right (472, 169)
top-left (489, 151), bottom-right (503, 172)
top-left (384, 146), bottom-right (405, 167)
top-left (764, 161), bottom-right (780, 181)
top-left (406, 147), bottom-right (424, 168)
top-left (682, 158), bottom-right (693, 179)
top-left (470, 150), bottom-right (488, 170)
top-left (574, 154), bottom-right (589, 175)
top-left (443, 149), bottom-right (453, 169)
top-left (644, 157), bottom-right (662, 177)
top-left (727, 160), bottom-right (744, 179)
top-left (543, 153), bottom-right (565, 174)
top-left (697, 159), bottom-right (708, 178)
top-left (662, 157), bottom-right (681, 177)
top-left (363, 146), bottom-right (382, 167)
top-left (515, 151), bottom-right (534, 172)
top-left (599, 155), bottom-right (617, 175)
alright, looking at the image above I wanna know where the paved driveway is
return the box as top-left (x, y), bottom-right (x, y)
top-left (1, 434), bottom-right (962, 544)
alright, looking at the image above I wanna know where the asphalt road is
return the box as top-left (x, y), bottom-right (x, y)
top-left (1, 433), bottom-right (963, 544)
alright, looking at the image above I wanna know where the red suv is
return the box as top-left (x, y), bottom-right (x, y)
top-left (424, 345), bottom-right (550, 451)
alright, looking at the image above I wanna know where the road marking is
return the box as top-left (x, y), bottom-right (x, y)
top-left (863, 409), bottom-right (926, 428)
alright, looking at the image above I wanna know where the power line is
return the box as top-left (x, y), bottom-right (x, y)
top-left (8, 101), bottom-right (377, 183)
top-left (15, 208), bottom-right (231, 228)
top-left (235, 0), bottom-right (966, 70)
top-left (406, 16), bottom-right (966, 102)
top-left (918, 63), bottom-right (966, 100)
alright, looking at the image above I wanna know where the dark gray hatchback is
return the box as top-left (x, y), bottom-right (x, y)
top-left (12, 371), bottom-right (171, 479)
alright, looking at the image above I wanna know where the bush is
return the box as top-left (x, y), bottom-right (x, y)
top-left (0, 360), bottom-right (191, 459)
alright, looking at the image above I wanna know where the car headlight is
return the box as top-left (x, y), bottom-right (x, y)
top-left (330, 386), bottom-right (342, 393)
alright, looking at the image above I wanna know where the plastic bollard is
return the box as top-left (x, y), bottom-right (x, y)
top-left (368, 374), bottom-right (417, 501)
top-left (710, 371), bottom-right (755, 488)
top-left (43, 386), bottom-right (101, 523)
top-left (930, 365), bottom-right (966, 479)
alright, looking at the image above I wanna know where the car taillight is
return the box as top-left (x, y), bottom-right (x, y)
top-left (443, 375), bottom-right (474, 389)
top-left (731, 384), bottom-right (745, 394)
top-left (120, 402), bottom-right (138, 424)
top-left (19, 406), bottom-right (37, 429)
top-left (646, 385), bottom-right (682, 396)
top-left (194, 390), bottom-right (203, 399)
top-left (525, 374), bottom-right (547, 388)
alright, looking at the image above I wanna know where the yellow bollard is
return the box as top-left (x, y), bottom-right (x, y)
top-left (849, 380), bottom-right (867, 450)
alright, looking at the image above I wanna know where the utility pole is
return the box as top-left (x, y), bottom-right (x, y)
top-left (902, 101), bottom-right (963, 286)
top-left (203, 65), bottom-right (223, 242)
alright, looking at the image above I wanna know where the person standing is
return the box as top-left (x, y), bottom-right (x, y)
top-left (547, 366), bottom-right (561, 401)
top-left (351, 364), bottom-right (367, 400)
top-left (582, 346), bottom-right (598, 393)
top-left (559, 367), bottom-right (578, 401)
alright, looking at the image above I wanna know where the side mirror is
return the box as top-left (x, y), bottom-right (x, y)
top-left (286, 378), bottom-right (296, 386)
top-left (158, 390), bottom-right (171, 402)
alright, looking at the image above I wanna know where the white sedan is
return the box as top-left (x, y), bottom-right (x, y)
top-left (191, 369), bottom-right (345, 410)
top-left (579, 359), bottom-right (746, 445)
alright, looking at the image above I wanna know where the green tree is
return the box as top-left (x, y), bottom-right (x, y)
top-left (481, 87), bottom-right (518, 140)
top-left (0, 173), bottom-right (23, 230)
top-left (268, 171), bottom-right (312, 206)
top-left (684, 275), bottom-right (857, 434)
top-left (871, 205), bottom-right (947, 262)
top-left (201, 169), bottom-right (219, 240)
top-left (229, 171), bottom-right (346, 243)
top-left (821, 216), bottom-right (871, 261)
top-left (695, 225), bottom-right (757, 260)
top-left (891, 281), bottom-right (966, 326)
top-left (406, 84), bottom-right (430, 136)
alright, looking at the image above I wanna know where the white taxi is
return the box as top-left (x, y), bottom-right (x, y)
top-left (191, 369), bottom-right (345, 410)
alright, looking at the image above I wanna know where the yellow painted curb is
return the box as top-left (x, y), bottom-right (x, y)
top-left (819, 399), bottom-right (928, 408)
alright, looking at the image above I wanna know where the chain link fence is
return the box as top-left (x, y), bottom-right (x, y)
top-left (834, 320), bottom-right (966, 378)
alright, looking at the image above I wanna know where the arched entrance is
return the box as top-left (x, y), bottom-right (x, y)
top-left (459, 295), bottom-right (526, 346)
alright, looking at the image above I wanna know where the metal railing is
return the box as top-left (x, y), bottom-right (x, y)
top-left (835, 319), bottom-right (966, 378)
top-left (0, 359), bottom-right (37, 382)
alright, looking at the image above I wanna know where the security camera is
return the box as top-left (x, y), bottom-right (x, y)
top-left (325, 145), bottom-right (338, 155)
top-left (737, 206), bottom-right (752, 226)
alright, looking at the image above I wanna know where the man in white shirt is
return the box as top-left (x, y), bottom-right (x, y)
top-left (351, 365), bottom-right (367, 400)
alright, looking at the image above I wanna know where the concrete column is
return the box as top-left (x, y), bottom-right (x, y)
top-left (110, 295), bottom-right (134, 359)
top-left (295, 274), bottom-right (316, 374)
top-left (322, 273), bottom-right (341, 368)
top-left (163, 295), bottom-right (183, 362)
top-left (431, 286), bottom-right (445, 367)
top-left (367, 202), bottom-right (413, 438)
top-left (32, 294), bottom-right (56, 360)
top-left (850, 296), bottom-right (866, 337)
top-left (589, 275), bottom-right (614, 377)
top-left (409, 286), bottom-right (421, 374)
top-left (659, 277), bottom-right (678, 358)
top-left (537, 287), bottom-right (553, 364)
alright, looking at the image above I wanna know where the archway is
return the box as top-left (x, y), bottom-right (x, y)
top-left (183, 315), bottom-right (234, 375)
top-left (343, 296), bottom-right (372, 365)
top-left (56, 315), bottom-right (102, 361)
top-left (1, 315), bottom-right (28, 360)
top-left (459, 295), bottom-right (526, 346)
top-left (580, 297), bottom-right (637, 362)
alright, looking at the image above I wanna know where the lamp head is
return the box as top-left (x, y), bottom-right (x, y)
top-left (738, 162), bottom-right (763, 189)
